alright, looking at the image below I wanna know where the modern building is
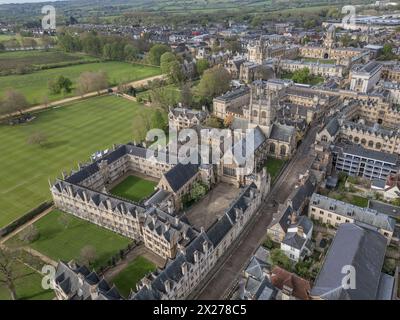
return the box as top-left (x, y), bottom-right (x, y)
top-left (331, 142), bottom-right (400, 181)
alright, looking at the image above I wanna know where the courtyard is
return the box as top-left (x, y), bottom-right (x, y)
top-left (184, 182), bottom-right (241, 231)
top-left (109, 255), bottom-right (157, 298)
top-left (109, 173), bottom-right (158, 203)
top-left (6, 209), bottom-right (132, 271)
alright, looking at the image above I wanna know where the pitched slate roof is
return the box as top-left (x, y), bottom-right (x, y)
top-left (269, 123), bottom-right (295, 143)
top-left (163, 163), bottom-right (199, 192)
top-left (289, 177), bottom-right (316, 212)
top-left (310, 193), bottom-right (395, 232)
top-left (55, 261), bottom-right (123, 300)
top-left (310, 223), bottom-right (388, 300)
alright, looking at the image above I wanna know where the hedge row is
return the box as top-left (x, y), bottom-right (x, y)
top-left (0, 201), bottom-right (53, 238)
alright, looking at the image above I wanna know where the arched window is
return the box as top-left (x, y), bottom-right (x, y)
top-left (280, 145), bottom-right (287, 156)
top-left (354, 137), bottom-right (360, 143)
top-left (269, 143), bottom-right (276, 154)
top-left (252, 110), bottom-right (258, 117)
top-left (261, 111), bottom-right (267, 118)
top-left (361, 138), bottom-right (366, 145)
top-left (368, 140), bottom-right (374, 147)
top-left (376, 142), bottom-right (382, 149)
top-left (321, 135), bottom-right (328, 142)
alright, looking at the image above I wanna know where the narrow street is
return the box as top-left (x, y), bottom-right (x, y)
top-left (191, 124), bottom-right (319, 300)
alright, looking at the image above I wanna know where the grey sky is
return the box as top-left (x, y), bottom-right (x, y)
top-left (0, 0), bottom-right (62, 4)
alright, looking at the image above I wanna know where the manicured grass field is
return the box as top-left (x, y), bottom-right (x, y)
top-left (110, 176), bottom-right (157, 202)
top-left (0, 95), bottom-right (163, 227)
top-left (111, 256), bottom-right (156, 298)
top-left (0, 261), bottom-right (54, 300)
top-left (0, 61), bottom-right (161, 104)
top-left (265, 157), bottom-right (286, 183)
top-left (7, 210), bottom-right (131, 270)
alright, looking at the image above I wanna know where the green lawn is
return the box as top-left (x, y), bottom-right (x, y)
top-left (0, 261), bottom-right (54, 300)
top-left (7, 210), bottom-right (131, 270)
top-left (110, 176), bottom-right (157, 202)
top-left (111, 256), bottom-right (156, 298)
top-left (265, 157), bottom-right (286, 183)
top-left (328, 192), bottom-right (369, 208)
top-left (0, 61), bottom-right (161, 104)
top-left (0, 50), bottom-right (96, 74)
top-left (0, 95), bottom-right (163, 227)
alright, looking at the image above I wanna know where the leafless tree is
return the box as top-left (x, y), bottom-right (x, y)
top-left (0, 89), bottom-right (29, 116)
top-left (57, 212), bottom-right (72, 229)
top-left (77, 71), bottom-right (109, 96)
top-left (27, 131), bottom-right (48, 147)
top-left (79, 245), bottom-right (97, 267)
top-left (0, 248), bottom-right (19, 300)
top-left (18, 225), bottom-right (40, 243)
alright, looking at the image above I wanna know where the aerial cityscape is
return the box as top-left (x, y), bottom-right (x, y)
top-left (0, 0), bottom-right (399, 305)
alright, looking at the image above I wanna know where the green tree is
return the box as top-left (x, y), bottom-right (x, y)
top-left (147, 44), bottom-right (170, 66)
top-left (81, 32), bottom-right (102, 56)
top-left (205, 116), bottom-right (223, 128)
top-left (379, 44), bottom-right (395, 60)
top-left (391, 198), bottom-right (400, 207)
top-left (152, 110), bottom-right (167, 131)
top-left (102, 43), bottom-right (113, 60)
top-left (195, 58), bottom-right (209, 76)
top-left (196, 66), bottom-right (231, 101)
top-left (180, 82), bottom-right (192, 108)
top-left (160, 52), bottom-right (185, 84)
top-left (48, 76), bottom-right (72, 95)
top-left (270, 248), bottom-right (292, 271)
top-left (292, 68), bottom-right (312, 84)
top-left (124, 44), bottom-right (139, 61)
top-left (190, 182), bottom-right (208, 202)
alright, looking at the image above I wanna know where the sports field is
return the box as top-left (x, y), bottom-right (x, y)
top-left (7, 210), bottom-right (131, 271)
top-left (111, 256), bottom-right (156, 297)
top-left (110, 175), bottom-right (157, 202)
top-left (0, 95), bottom-right (163, 227)
top-left (0, 61), bottom-right (161, 104)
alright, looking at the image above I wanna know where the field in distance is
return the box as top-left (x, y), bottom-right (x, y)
top-left (0, 50), bottom-right (97, 75)
top-left (0, 50), bottom-right (160, 104)
top-left (0, 95), bottom-right (162, 227)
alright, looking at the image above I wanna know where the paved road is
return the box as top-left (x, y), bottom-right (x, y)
top-left (0, 74), bottom-right (165, 120)
top-left (191, 124), bottom-right (319, 300)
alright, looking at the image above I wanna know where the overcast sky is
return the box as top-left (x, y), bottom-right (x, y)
top-left (0, 0), bottom-right (62, 4)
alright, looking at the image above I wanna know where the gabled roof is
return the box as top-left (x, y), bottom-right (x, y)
top-left (163, 163), bottom-right (198, 193)
top-left (269, 123), bottom-right (295, 143)
top-left (270, 266), bottom-right (311, 300)
top-left (311, 223), bottom-right (388, 300)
